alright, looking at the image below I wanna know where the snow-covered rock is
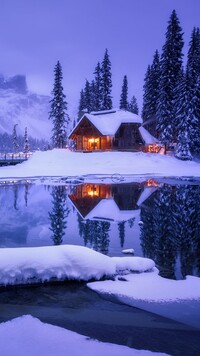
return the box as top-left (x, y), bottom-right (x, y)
top-left (0, 245), bottom-right (154, 286)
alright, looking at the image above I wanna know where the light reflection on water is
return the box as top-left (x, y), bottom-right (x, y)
top-left (0, 179), bottom-right (199, 280)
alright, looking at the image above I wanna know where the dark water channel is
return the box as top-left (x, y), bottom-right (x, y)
top-left (0, 179), bottom-right (200, 355)
top-left (0, 283), bottom-right (200, 356)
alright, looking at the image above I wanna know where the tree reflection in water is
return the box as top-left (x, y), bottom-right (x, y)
top-left (140, 184), bottom-right (200, 279)
top-left (49, 186), bottom-right (70, 245)
top-left (78, 216), bottom-right (110, 255)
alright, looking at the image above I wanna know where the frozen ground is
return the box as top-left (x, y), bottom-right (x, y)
top-left (0, 149), bottom-right (200, 181)
top-left (0, 315), bottom-right (170, 356)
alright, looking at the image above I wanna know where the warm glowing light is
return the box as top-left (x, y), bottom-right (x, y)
top-left (145, 179), bottom-right (159, 187)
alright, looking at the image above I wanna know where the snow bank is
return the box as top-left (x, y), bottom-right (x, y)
top-left (0, 315), bottom-right (169, 356)
top-left (113, 256), bottom-right (153, 273)
top-left (0, 149), bottom-right (199, 179)
top-left (0, 245), bottom-right (154, 286)
top-left (88, 268), bottom-right (200, 302)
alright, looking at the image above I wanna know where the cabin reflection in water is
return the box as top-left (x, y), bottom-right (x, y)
top-left (68, 182), bottom-right (156, 223)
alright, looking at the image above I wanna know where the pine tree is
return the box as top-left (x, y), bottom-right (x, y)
top-left (90, 80), bottom-right (96, 112)
top-left (93, 62), bottom-right (102, 111)
top-left (49, 61), bottom-right (70, 148)
top-left (186, 28), bottom-right (200, 153)
top-left (186, 27), bottom-right (200, 93)
top-left (78, 89), bottom-right (86, 120)
top-left (120, 75), bottom-right (128, 110)
top-left (24, 127), bottom-right (30, 153)
top-left (174, 73), bottom-right (192, 160)
top-left (142, 50), bottom-right (160, 136)
top-left (188, 75), bottom-right (200, 153)
top-left (13, 124), bottom-right (19, 153)
top-left (128, 95), bottom-right (139, 114)
top-left (157, 10), bottom-right (184, 149)
top-left (84, 79), bottom-right (92, 113)
top-left (101, 49), bottom-right (112, 110)
top-left (142, 65), bottom-right (152, 122)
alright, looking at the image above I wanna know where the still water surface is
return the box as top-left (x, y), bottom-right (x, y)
top-left (0, 179), bottom-right (200, 355)
top-left (0, 179), bottom-right (199, 280)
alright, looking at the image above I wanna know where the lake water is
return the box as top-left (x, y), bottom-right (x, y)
top-left (1, 178), bottom-right (200, 355)
top-left (0, 178), bottom-right (199, 280)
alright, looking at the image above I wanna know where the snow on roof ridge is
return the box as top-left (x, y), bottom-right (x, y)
top-left (90, 108), bottom-right (119, 115)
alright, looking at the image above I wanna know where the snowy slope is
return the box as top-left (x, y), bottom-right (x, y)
top-left (0, 88), bottom-right (52, 140)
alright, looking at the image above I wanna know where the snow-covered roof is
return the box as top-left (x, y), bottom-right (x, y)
top-left (139, 126), bottom-right (159, 144)
top-left (69, 108), bottom-right (143, 137)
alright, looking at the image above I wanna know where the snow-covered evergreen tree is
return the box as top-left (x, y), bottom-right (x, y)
top-left (142, 50), bottom-right (160, 136)
top-left (157, 10), bottom-right (184, 149)
top-left (13, 124), bottom-right (19, 153)
top-left (83, 79), bottom-right (92, 113)
top-left (142, 65), bottom-right (151, 122)
top-left (174, 73), bottom-right (192, 160)
top-left (90, 80), bottom-right (96, 112)
top-left (186, 27), bottom-right (200, 92)
top-left (186, 28), bottom-right (200, 153)
top-left (119, 75), bottom-right (128, 110)
top-left (93, 62), bottom-right (102, 111)
top-left (24, 127), bottom-right (30, 153)
top-left (188, 76), bottom-right (200, 153)
top-left (49, 61), bottom-right (70, 148)
top-left (78, 89), bottom-right (86, 120)
top-left (128, 95), bottom-right (139, 115)
top-left (101, 49), bottom-right (112, 110)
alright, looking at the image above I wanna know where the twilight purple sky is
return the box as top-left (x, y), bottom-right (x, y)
top-left (1, 0), bottom-right (200, 115)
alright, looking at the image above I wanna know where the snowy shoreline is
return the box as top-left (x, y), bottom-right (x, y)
top-left (0, 150), bottom-right (199, 181)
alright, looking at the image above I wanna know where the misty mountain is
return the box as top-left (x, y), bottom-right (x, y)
top-left (0, 74), bottom-right (52, 141)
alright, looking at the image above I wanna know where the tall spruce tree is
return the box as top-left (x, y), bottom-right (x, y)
top-left (49, 61), bottom-right (70, 148)
top-left (78, 89), bottom-right (86, 120)
top-left (128, 95), bottom-right (139, 114)
top-left (186, 27), bottom-right (200, 92)
top-left (24, 127), bottom-right (30, 153)
top-left (142, 51), bottom-right (160, 136)
top-left (188, 75), bottom-right (200, 153)
top-left (83, 79), bottom-right (92, 113)
top-left (90, 80), bottom-right (96, 112)
top-left (142, 65), bottom-right (152, 122)
top-left (101, 49), bottom-right (112, 110)
top-left (93, 62), bottom-right (102, 111)
top-left (174, 73), bottom-right (192, 160)
top-left (13, 124), bottom-right (19, 153)
top-left (186, 27), bottom-right (200, 153)
top-left (120, 75), bottom-right (128, 110)
top-left (157, 10), bottom-right (184, 149)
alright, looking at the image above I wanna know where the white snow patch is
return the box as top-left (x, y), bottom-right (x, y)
top-left (88, 268), bottom-right (200, 302)
top-left (122, 249), bottom-right (135, 255)
top-left (0, 149), bottom-right (199, 180)
top-left (0, 315), bottom-right (169, 356)
top-left (0, 245), bottom-right (154, 286)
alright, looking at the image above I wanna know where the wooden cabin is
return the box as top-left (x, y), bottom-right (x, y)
top-left (69, 109), bottom-right (160, 152)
